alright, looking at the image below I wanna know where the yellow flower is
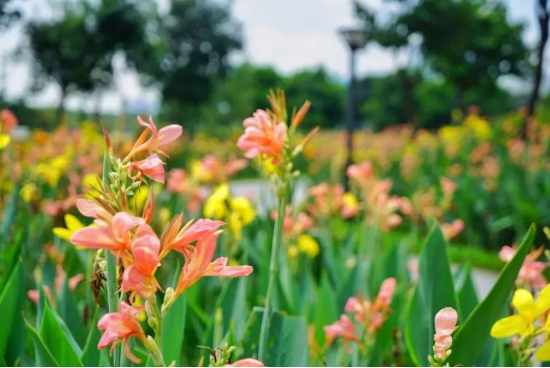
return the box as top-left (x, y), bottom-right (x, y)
top-left (204, 184), bottom-right (230, 219)
top-left (82, 173), bottom-right (101, 198)
top-left (53, 214), bottom-right (86, 242)
top-left (288, 245), bottom-right (299, 260)
top-left (0, 134), bottom-right (10, 149)
top-left (536, 316), bottom-right (550, 361)
top-left (343, 192), bottom-right (359, 209)
top-left (298, 234), bottom-right (320, 258)
top-left (159, 207), bottom-right (171, 225)
top-left (491, 286), bottom-right (550, 338)
top-left (20, 183), bottom-right (38, 202)
top-left (228, 197), bottom-right (256, 240)
top-left (191, 159), bottom-right (214, 183)
top-left (464, 114), bottom-right (492, 140)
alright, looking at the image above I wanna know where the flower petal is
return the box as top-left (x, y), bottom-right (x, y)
top-left (490, 315), bottom-right (530, 338)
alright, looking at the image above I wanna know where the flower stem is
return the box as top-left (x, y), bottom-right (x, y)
top-left (258, 186), bottom-right (288, 361)
top-left (103, 152), bottom-right (120, 367)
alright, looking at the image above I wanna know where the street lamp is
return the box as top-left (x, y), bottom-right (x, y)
top-left (339, 27), bottom-right (369, 189)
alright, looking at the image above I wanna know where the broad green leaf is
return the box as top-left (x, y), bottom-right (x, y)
top-left (454, 262), bottom-right (479, 321)
top-left (448, 225), bottom-right (536, 366)
top-left (0, 261), bottom-right (21, 357)
top-left (40, 302), bottom-right (83, 367)
top-left (81, 307), bottom-right (101, 367)
top-left (59, 278), bottom-right (87, 347)
top-left (237, 307), bottom-right (264, 360)
top-left (404, 224), bottom-right (457, 367)
top-left (264, 313), bottom-right (308, 367)
top-left (25, 319), bottom-right (59, 367)
top-left (162, 293), bottom-right (186, 366)
top-left (313, 274), bottom-right (338, 347)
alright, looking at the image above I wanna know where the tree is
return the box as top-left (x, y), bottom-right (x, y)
top-left (283, 68), bottom-right (345, 130)
top-left (148, 0), bottom-right (242, 126)
top-left (26, 0), bottom-right (155, 124)
top-left (527, 0), bottom-right (550, 119)
top-left (399, 0), bottom-right (529, 110)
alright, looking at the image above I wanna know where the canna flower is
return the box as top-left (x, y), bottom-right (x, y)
top-left (128, 116), bottom-right (182, 158)
top-left (324, 314), bottom-right (358, 345)
top-left (53, 214), bottom-right (86, 242)
top-left (223, 358), bottom-right (265, 367)
top-left (167, 169), bottom-right (189, 193)
top-left (347, 160), bottom-right (373, 186)
top-left (161, 217), bottom-right (225, 258)
top-left (175, 231), bottom-right (253, 296)
top-left (98, 302), bottom-right (147, 364)
top-left (228, 197), bottom-right (256, 240)
top-left (129, 154), bottom-right (165, 183)
top-left (491, 285), bottom-right (550, 338)
top-left (433, 307), bottom-right (458, 360)
top-left (499, 246), bottom-right (547, 289)
top-left (237, 109), bottom-right (287, 165)
top-left (0, 109), bottom-right (18, 134)
top-left (70, 212), bottom-right (144, 256)
top-left (122, 224), bottom-right (161, 298)
top-left (76, 198), bottom-right (113, 222)
top-left (440, 219), bottom-right (465, 241)
top-left (341, 192), bottom-right (360, 219)
top-left (298, 234), bottom-right (320, 258)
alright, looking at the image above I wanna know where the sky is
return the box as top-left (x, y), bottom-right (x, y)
top-left (0, 0), bottom-right (541, 114)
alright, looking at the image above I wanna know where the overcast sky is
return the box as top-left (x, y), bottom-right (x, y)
top-left (0, 0), bottom-right (541, 114)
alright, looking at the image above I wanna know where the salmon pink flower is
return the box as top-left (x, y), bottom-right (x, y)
top-left (167, 169), bottom-right (189, 193)
top-left (98, 302), bottom-right (146, 364)
top-left (128, 116), bottom-right (182, 158)
top-left (175, 231), bottom-right (253, 296)
top-left (441, 219), bottom-right (465, 241)
top-left (0, 109), bottom-right (18, 134)
top-left (237, 109), bottom-right (287, 165)
top-left (375, 277), bottom-right (396, 308)
top-left (224, 359), bottom-right (265, 367)
top-left (71, 212), bottom-right (144, 257)
top-left (347, 160), bottom-right (373, 184)
top-left (76, 198), bottom-right (113, 222)
top-left (499, 246), bottom-right (547, 289)
top-left (122, 225), bottom-right (161, 298)
top-left (324, 314), bottom-right (357, 345)
top-left (433, 307), bottom-right (458, 360)
top-left (129, 154), bottom-right (165, 183)
top-left (161, 218), bottom-right (225, 258)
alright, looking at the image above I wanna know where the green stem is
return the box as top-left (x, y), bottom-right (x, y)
top-left (103, 152), bottom-right (120, 367)
top-left (106, 249), bottom-right (120, 367)
top-left (258, 186), bottom-right (288, 361)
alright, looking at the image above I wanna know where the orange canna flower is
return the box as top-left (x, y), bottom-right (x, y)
top-left (122, 224), bottom-right (161, 298)
top-left (237, 109), bottom-right (287, 165)
top-left (129, 154), bottom-right (166, 183)
top-left (433, 307), bottom-right (458, 360)
top-left (128, 116), bottom-right (183, 158)
top-left (70, 212), bottom-right (144, 257)
top-left (224, 358), bottom-right (265, 367)
top-left (98, 302), bottom-right (147, 364)
top-left (175, 231), bottom-right (253, 296)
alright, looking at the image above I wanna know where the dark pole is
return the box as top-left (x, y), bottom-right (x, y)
top-left (526, 0), bottom-right (549, 124)
top-left (344, 47), bottom-right (357, 191)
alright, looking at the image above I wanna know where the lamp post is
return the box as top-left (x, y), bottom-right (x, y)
top-left (339, 27), bottom-right (368, 189)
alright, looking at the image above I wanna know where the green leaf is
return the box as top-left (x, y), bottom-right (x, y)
top-left (454, 262), bottom-right (479, 321)
top-left (447, 225), bottom-right (536, 366)
top-left (236, 307), bottom-right (264, 360)
top-left (40, 302), bottom-right (83, 367)
top-left (0, 260), bottom-right (21, 357)
top-left (25, 319), bottom-right (59, 367)
top-left (313, 274), bottom-right (338, 347)
top-left (264, 313), bottom-right (308, 367)
top-left (59, 278), bottom-right (87, 347)
top-left (81, 307), bottom-right (101, 367)
top-left (162, 293), bottom-right (186, 366)
top-left (404, 224), bottom-right (458, 367)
